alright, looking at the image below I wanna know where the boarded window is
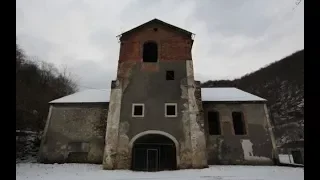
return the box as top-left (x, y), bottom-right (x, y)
top-left (143, 42), bottom-right (158, 62)
top-left (132, 104), bottom-right (144, 117)
top-left (208, 111), bottom-right (220, 135)
top-left (232, 112), bottom-right (246, 135)
top-left (166, 71), bottom-right (174, 80)
top-left (67, 152), bottom-right (88, 163)
top-left (165, 104), bottom-right (177, 117)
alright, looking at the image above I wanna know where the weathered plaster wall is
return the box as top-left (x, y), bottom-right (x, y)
top-left (114, 60), bottom-right (192, 169)
top-left (109, 60), bottom-right (207, 169)
top-left (203, 103), bottom-right (275, 165)
top-left (184, 60), bottom-right (207, 168)
top-left (39, 103), bottom-right (108, 164)
top-left (103, 80), bottom-right (122, 169)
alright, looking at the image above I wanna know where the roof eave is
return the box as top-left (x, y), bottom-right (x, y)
top-left (202, 100), bottom-right (267, 103)
top-left (117, 18), bottom-right (194, 41)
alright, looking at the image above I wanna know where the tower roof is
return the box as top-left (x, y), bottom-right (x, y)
top-left (118, 18), bottom-right (194, 40)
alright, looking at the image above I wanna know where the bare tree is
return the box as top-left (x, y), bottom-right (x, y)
top-left (16, 43), bottom-right (79, 131)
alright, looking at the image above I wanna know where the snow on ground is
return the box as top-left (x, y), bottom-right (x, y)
top-left (16, 163), bottom-right (304, 180)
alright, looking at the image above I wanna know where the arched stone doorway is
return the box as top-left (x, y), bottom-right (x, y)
top-left (130, 132), bottom-right (177, 171)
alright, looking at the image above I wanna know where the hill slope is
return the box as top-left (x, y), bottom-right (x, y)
top-left (202, 50), bottom-right (304, 147)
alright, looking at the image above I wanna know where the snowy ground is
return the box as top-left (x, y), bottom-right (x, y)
top-left (16, 163), bottom-right (304, 180)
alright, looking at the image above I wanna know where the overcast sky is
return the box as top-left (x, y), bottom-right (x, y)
top-left (16, 0), bottom-right (304, 90)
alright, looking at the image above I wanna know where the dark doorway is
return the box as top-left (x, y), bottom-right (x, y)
top-left (143, 42), bottom-right (158, 62)
top-left (291, 150), bottom-right (303, 164)
top-left (232, 112), bottom-right (246, 135)
top-left (208, 111), bottom-right (220, 135)
top-left (131, 134), bottom-right (176, 171)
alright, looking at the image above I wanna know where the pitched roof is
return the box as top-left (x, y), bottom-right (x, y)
top-left (49, 87), bottom-right (266, 104)
top-left (201, 87), bottom-right (266, 102)
top-left (118, 18), bottom-right (194, 39)
top-left (50, 89), bottom-right (111, 104)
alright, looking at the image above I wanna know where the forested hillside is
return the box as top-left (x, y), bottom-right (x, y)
top-left (16, 44), bottom-right (78, 131)
top-left (16, 43), bottom-right (78, 162)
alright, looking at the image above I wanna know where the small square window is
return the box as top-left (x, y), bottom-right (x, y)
top-left (165, 103), bottom-right (177, 117)
top-left (132, 104), bottom-right (144, 117)
top-left (166, 71), bottom-right (174, 80)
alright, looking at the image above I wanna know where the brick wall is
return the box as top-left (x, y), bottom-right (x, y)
top-left (119, 22), bottom-right (193, 62)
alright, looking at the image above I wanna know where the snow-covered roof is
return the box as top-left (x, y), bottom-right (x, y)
top-left (201, 87), bottom-right (266, 102)
top-left (50, 89), bottom-right (111, 103)
top-left (49, 87), bottom-right (266, 104)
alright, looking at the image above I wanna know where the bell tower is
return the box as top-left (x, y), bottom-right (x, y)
top-left (103, 19), bottom-right (207, 170)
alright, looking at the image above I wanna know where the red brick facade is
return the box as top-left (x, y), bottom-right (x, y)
top-left (118, 22), bottom-right (193, 62)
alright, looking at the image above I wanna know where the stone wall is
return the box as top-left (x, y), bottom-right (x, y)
top-left (203, 102), bottom-right (275, 165)
top-left (39, 103), bottom-right (108, 164)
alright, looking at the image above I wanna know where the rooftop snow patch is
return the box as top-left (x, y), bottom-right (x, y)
top-left (49, 87), bottom-right (266, 104)
top-left (49, 89), bottom-right (111, 103)
top-left (201, 87), bottom-right (266, 102)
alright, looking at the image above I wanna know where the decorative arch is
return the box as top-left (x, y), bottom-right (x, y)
top-left (129, 130), bottom-right (180, 168)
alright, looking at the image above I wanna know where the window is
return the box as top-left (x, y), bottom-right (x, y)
top-left (132, 104), bottom-right (144, 117)
top-left (165, 103), bottom-right (177, 117)
top-left (208, 111), bottom-right (220, 135)
top-left (143, 42), bottom-right (158, 62)
top-left (166, 71), bottom-right (174, 80)
top-left (232, 112), bottom-right (246, 135)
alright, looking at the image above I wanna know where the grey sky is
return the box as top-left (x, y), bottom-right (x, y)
top-left (16, 0), bottom-right (304, 90)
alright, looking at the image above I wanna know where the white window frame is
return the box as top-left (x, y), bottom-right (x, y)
top-left (132, 103), bottom-right (145, 117)
top-left (165, 103), bottom-right (178, 117)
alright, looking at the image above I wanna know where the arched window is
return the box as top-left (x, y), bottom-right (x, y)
top-left (232, 112), bottom-right (246, 135)
top-left (143, 41), bottom-right (158, 62)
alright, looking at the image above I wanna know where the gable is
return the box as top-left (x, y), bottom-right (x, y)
top-left (119, 19), bottom-right (194, 41)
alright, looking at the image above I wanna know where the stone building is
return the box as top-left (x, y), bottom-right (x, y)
top-left (39, 19), bottom-right (278, 171)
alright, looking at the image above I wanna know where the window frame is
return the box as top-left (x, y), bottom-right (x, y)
top-left (132, 103), bottom-right (145, 117)
top-left (165, 103), bottom-right (178, 117)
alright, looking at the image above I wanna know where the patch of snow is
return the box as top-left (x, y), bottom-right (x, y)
top-left (16, 130), bottom-right (38, 134)
top-left (279, 154), bottom-right (304, 166)
top-left (50, 89), bottom-right (111, 103)
top-left (16, 163), bottom-right (304, 180)
top-left (241, 139), bottom-right (271, 162)
top-left (279, 154), bottom-right (293, 164)
top-left (201, 87), bottom-right (266, 102)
